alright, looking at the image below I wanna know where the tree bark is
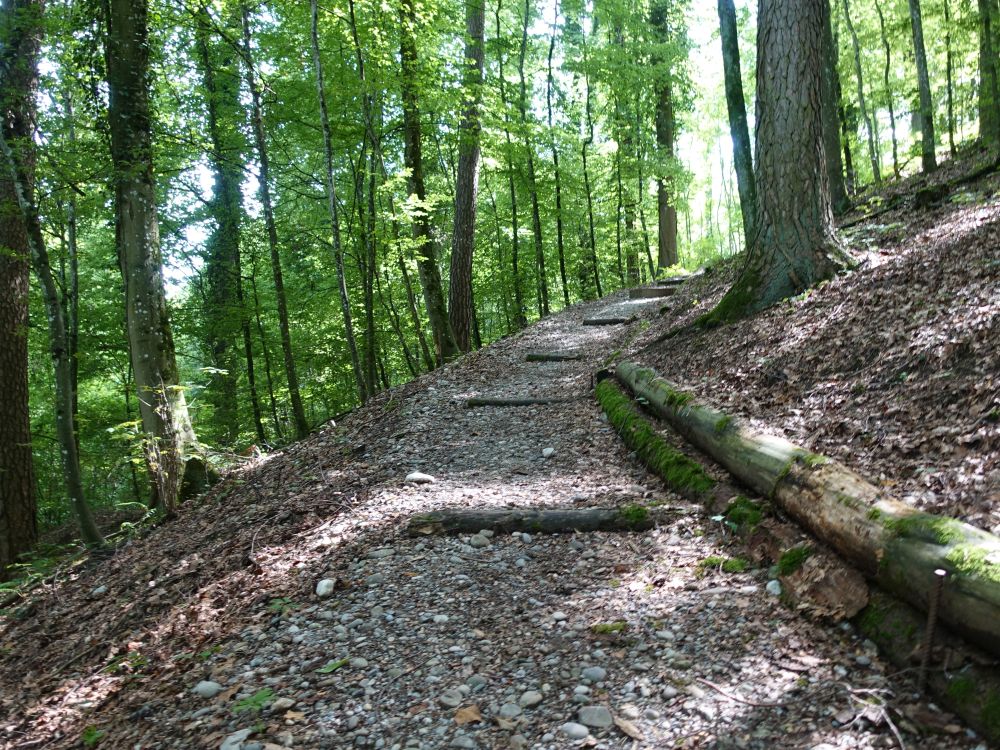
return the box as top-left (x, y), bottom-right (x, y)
top-left (874, 0), bottom-right (901, 177)
top-left (0, 0), bottom-right (42, 572)
top-left (104, 0), bottom-right (199, 513)
top-left (399, 0), bottom-right (459, 364)
top-left (707, 0), bottom-right (851, 323)
top-left (842, 0), bottom-right (882, 185)
top-left (651, 1), bottom-right (678, 271)
top-left (979, 0), bottom-right (1000, 145)
top-left (717, 0), bottom-right (757, 245)
top-left (310, 0), bottom-right (366, 404)
top-left (943, 0), bottom-right (957, 156)
top-left (580, 27), bottom-right (602, 295)
top-left (615, 361), bottom-right (1000, 660)
top-left (448, 0), bottom-right (485, 352)
top-left (821, 6), bottom-right (850, 211)
top-left (909, 0), bottom-right (938, 172)
top-left (240, 3), bottom-right (310, 439)
top-left (546, 12), bottom-right (570, 306)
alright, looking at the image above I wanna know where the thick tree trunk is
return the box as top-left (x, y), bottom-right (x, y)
top-left (615, 361), bottom-right (1000, 659)
top-left (400, 0), bottom-right (459, 364)
top-left (241, 4), bottom-right (309, 439)
top-left (717, 0), bottom-right (757, 244)
top-left (651, 1), bottom-right (679, 271)
top-left (707, 0), bottom-right (851, 323)
top-left (909, 0), bottom-right (938, 172)
top-left (310, 0), bottom-right (366, 404)
top-left (874, 0), bottom-right (901, 177)
top-left (979, 0), bottom-right (1000, 145)
top-left (448, 0), bottom-right (485, 352)
top-left (105, 0), bottom-right (199, 513)
top-left (194, 6), bottom-right (243, 446)
top-left (546, 15), bottom-right (570, 307)
top-left (407, 505), bottom-right (661, 536)
top-left (842, 0), bottom-right (882, 185)
top-left (0, 0), bottom-right (42, 572)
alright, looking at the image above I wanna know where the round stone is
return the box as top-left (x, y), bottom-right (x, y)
top-left (559, 722), bottom-right (590, 740)
top-left (191, 680), bottom-right (223, 699)
top-left (577, 705), bottom-right (613, 728)
top-left (518, 690), bottom-right (543, 708)
top-left (581, 666), bottom-right (606, 682)
top-left (498, 702), bottom-right (522, 719)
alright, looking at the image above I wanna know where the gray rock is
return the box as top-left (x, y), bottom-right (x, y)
top-left (518, 690), bottom-right (543, 708)
top-left (559, 722), bottom-right (590, 740)
top-left (551, 611), bottom-right (568, 621)
top-left (220, 727), bottom-right (253, 750)
top-left (661, 685), bottom-right (678, 699)
top-left (349, 657), bottom-right (369, 668)
top-left (542, 447), bottom-right (555, 458)
top-left (365, 573), bottom-right (385, 586)
top-left (270, 697), bottom-right (296, 711)
top-left (192, 681), bottom-right (224, 699)
top-left (766, 579), bottom-right (782, 597)
top-left (433, 614), bottom-right (450, 624)
top-left (368, 547), bottom-right (395, 559)
top-left (469, 534), bottom-right (490, 549)
top-left (450, 737), bottom-right (477, 749)
top-left (498, 702), bottom-right (522, 719)
top-left (90, 585), bottom-right (108, 597)
top-left (581, 666), bottom-right (606, 682)
top-left (438, 688), bottom-right (464, 708)
top-left (577, 705), bottom-right (613, 729)
top-left (856, 655), bottom-right (872, 667)
top-left (467, 674), bottom-right (488, 690)
top-left (405, 472), bottom-right (436, 484)
top-left (315, 579), bottom-right (337, 598)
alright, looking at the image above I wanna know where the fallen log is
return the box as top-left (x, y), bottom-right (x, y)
top-left (614, 360), bottom-right (1000, 659)
top-left (406, 505), bottom-right (670, 536)
top-left (582, 316), bottom-right (634, 326)
top-left (464, 396), bottom-right (573, 408)
top-left (525, 351), bottom-right (585, 362)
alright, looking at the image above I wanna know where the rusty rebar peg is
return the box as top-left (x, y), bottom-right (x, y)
top-left (918, 568), bottom-right (948, 692)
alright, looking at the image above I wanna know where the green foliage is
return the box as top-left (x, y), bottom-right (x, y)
top-left (81, 726), bottom-right (104, 748)
top-left (697, 555), bottom-right (749, 573)
top-left (316, 658), bottom-right (349, 674)
top-left (232, 688), bottom-right (275, 715)
top-left (724, 496), bottom-right (763, 532)
top-left (777, 546), bottom-right (812, 576)
top-left (591, 621), bottom-right (628, 634)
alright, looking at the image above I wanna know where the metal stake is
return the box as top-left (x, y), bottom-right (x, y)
top-left (918, 568), bottom-right (947, 692)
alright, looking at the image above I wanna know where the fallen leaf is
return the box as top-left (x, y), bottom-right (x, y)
top-left (283, 710), bottom-right (305, 722)
top-left (316, 658), bottom-right (348, 673)
top-left (614, 715), bottom-right (644, 740)
top-left (454, 704), bottom-right (482, 725)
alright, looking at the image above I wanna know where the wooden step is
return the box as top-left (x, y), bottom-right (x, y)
top-left (525, 351), bottom-right (585, 362)
top-left (629, 286), bottom-right (676, 299)
top-left (582, 316), bottom-right (634, 326)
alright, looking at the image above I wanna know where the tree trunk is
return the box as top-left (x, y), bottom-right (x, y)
top-left (944, 0), bottom-right (957, 156)
top-left (104, 0), bottom-right (199, 513)
top-left (240, 3), bottom-right (309, 439)
top-left (843, 0), bottom-right (882, 185)
top-left (0, 0), bottom-right (41, 573)
top-left (979, 0), bottom-right (1000, 145)
top-left (250, 271), bottom-right (283, 440)
top-left (651, 1), bottom-right (678, 270)
top-left (717, 0), bottom-right (757, 244)
top-left (546, 13), bottom-right (570, 307)
top-left (615, 361), bottom-right (1000, 660)
top-left (580, 32), bottom-right (602, 295)
top-left (822, 6), bottom-right (850, 211)
top-left (517, 0), bottom-right (548, 318)
top-left (194, 6), bottom-right (243, 446)
top-left (706, 0), bottom-right (852, 323)
top-left (874, 0), bottom-right (901, 177)
top-left (448, 0), bottom-right (485, 352)
top-left (310, 0), bottom-right (366, 404)
top-left (909, 0), bottom-right (938, 172)
top-left (399, 0), bottom-right (459, 363)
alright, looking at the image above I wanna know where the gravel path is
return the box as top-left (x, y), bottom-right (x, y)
top-left (2, 294), bottom-right (988, 750)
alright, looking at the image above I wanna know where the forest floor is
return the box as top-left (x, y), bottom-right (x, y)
top-left (1, 150), bottom-right (998, 750)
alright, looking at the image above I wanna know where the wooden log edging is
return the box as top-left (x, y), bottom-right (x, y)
top-left (614, 360), bottom-right (1000, 660)
top-left (525, 352), bottom-right (585, 362)
top-left (464, 396), bottom-right (574, 408)
top-left (406, 505), bottom-right (669, 536)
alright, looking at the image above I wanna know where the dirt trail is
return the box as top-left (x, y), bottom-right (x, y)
top-left (1, 294), bottom-right (986, 750)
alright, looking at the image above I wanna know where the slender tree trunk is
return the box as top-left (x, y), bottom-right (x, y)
top-left (943, 0), bottom-right (957, 156)
top-left (546, 13), bottom-right (569, 307)
top-left (400, 0), bottom-right (459, 362)
top-left (635, 101), bottom-right (656, 280)
top-left (517, 0), bottom-right (548, 317)
top-left (651, 1), bottom-right (678, 270)
top-left (396, 236), bottom-right (434, 372)
top-left (843, 0), bottom-right (882, 185)
top-left (874, 0), bottom-right (901, 177)
top-left (978, 0), bottom-right (1000, 145)
top-left (364, 156), bottom-right (378, 395)
top-left (60, 96), bottom-right (82, 452)
top-left (250, 272), bottom-right (283, 440)
top-left (377, 268), bottom-right (418, 377)
top-left (240, 4), bottom-right (309, 438)
top-left (717, 0), bottom-right (757, 244)
top-left (707, 0), bottom-right (852, 323)
top-left (194, 6), bottom-right (243, 446)
top-left (581, 29), bottom-right (602, 295)
top-left (104, 0), bottom-right (199, 513)
top-left (821, 4), bottom-right (850, 212)
top-left (310, 0), bottom-right (366, 403)
top-left (909, 0), bottom-right (938, 172)
top-left (448, 0), bottom-right (485, 352)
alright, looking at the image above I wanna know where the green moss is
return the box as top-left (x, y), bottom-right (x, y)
top-left (946, 546), bottom-right (1000, 583)
top-left (714, 415), bottom-right (733, 434)
top-left (856, 602), bottom-right (886, 634)
top-left (722, 557), bottom-right (749, 573)
top-left (947, 676), bottom-right (976, 703)
top-left (603, 349), bottom-right (622, 366)
top-left (801, 453), bottom-right (828, 468)
top-left (867, 507), bottom-right (883, 521)
top-left (724, 496), bottom-right (763, 531)
top-left (591, 621), bottom-right (628, 634)
top-left (884, 513), bottom-right (966, 546)
top-left (983, 690), bottom-right (1000, 737)
top-left (777, 546), bottom-right (812, 575)
top-left (596, 380), bottom-right (715, 499)
top-left (698, 555), bottom-right (727, 569)
top-left (617, 503), bottom-right (649, 526)
top-left (695, 272), bottom-right (760, 328)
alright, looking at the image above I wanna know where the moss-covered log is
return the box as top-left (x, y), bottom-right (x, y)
top-left (406, 505), bottom-right (669, 536)
top-left (857, 591), bottom-right (1000, 743)
top-left (614, 360), bottom-right (1000, 659)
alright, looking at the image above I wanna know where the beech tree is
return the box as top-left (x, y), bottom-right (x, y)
top-left (705, 0), bottom-right (853, 323)
top-left (908, 0), bottom-right (938, 173)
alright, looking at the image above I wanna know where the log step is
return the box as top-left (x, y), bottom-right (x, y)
top-left (465, 396), bottom-right (574, 408)
top-left (629, 287), bottom-right (676, 299)
top-left (406, 505), bottom-right (672, 536)
top-left (582, 316), bottom-right (634, 326)
top-left (655, 276), bottom-right (688, 286)
top-left (525, 351), bottom-right (585, 362)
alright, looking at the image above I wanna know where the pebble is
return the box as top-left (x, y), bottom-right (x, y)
top-left (350, 657), bottom-right (369, 668)
top-left (469, 534), bottom-right (490, 548)
top-left (766, 579), bottom-right (782, 596)
top-left (270, 697), bottom-right (295, 711)
top-left (551, 611), bottom-right (568, 621)
top-left (450, 737), bottom-right (476, 749)
top-left (90, 585), bottom-right (107, 597)
top-left (219, 728), bottom-right (253, 750)
top-left (542, 447), bottom-right (555, 458)
top-left (498, 702), bottom-right (522, 719)
top-left (559, 722), bottom-right (590, 740)
top-left (192, 681), bottom-right (223, 699)
top-left (368, 547), bottom-right (395, 559)
top-left (405, 472), bottom-right (436, 484)
top-left (315, 579), bottom-right (336, 598)
top-left (581, 666), bottom-right (606, 682)
top-left (856, 655), bottom-right (872, 667)
top-left (433, 614), bottom-right (450, 624)
top-left (518, 690), bottom-right (543, 708)
top-left (439, 688), bottom-right (464, 708)
top-left (578, 705), bottom-right (614, 728)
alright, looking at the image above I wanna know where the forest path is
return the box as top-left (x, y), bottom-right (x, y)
top-left (4, 292), bottom-right (984, 750)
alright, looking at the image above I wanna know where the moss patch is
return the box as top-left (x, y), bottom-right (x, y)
top-left (697, 555), bottom-right (749, 573)
top-left (777, 546), bottom-right (812, 575)
top-left (724, 496), bottom-right (763, 531)
top-left (617, 503), bottom-right (649, 526)
top-left (695, 271), bottom-right (760, 328)
top-left (945, 545), bottom-right (1000, 584)
top-left (983, 689), bottom-right (1000, 738)
top-left (596, 380), bottom-right (715, 498)
top-left (591, 621), bottom-right (628, 634)
top-left (947, 676), bottom-right (976, 703)
top-left (883, 513), bottom-right (966, 546)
